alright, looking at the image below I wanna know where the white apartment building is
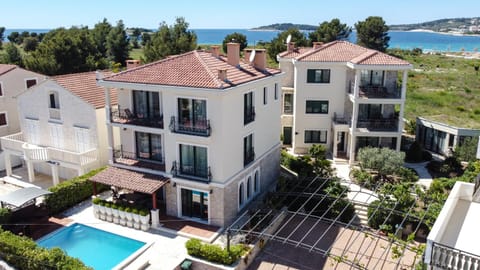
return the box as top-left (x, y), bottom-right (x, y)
top-left (277, 41), bottom-right (412, 163)
top-left (0, 64), bottom-right (45, 171)
top-left (0, 71), bottom-right (117, 185)
top-left (97, 44), bottom-right (284, 227)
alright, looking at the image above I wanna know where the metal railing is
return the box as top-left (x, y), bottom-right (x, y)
top-left (169, 116), bottom-right (211, 137)
top-left (348, 80), bottom-right (402, 99)
top-left (49, 108), bottom-right (61, 120)
top-left (356, 118), bottom-right (399, 132)
top-left (113, 146), bottom-right (165, 171)
top-left (171, 160), bottom-right (211, 183)
top-left (431, 242), bottom-right (480, 270)
top-left (110, 107), bottom-right (164, 129)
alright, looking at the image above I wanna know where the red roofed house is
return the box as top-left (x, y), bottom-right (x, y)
top-left (97, 43), bottom-right (284, 227)
top-left (0, 71), bottom-right (117, 185)
top-left (0, 64), bottom-right (45, 172)
top-left (277, 41), bottom-right (412, 163)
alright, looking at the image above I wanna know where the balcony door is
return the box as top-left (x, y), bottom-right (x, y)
top-left (24, 119), bottom-right (40, 145)
top-left (132, 90), bottom-right (160, 119)
top-left (74, 127), bottom-right (91, 152)
top-left (361, 70), bottom-right (385, 86)
top-left (358, 104), bottom-right (382, 120)
top-left (181, 188), bottom-right (208, 221)
top-left (179, 144), bottom-right (208, 178)
top-left (178, 98), bottom-right (207, 127)
top-left (135, 132), bottom-right (163, 162)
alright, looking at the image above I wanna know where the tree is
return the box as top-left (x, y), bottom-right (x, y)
top-left (140, 32), bottom-right (151, 47)
top-left (1, 43), bottom-right (22, 66)
top-left (267, 28), bottom-right (308, 62)
top-left (355, 16), bottom-right (390, 52)
top-left (308, 144), bottom-right (334, 177)
top-left (106, 20), bottom-right (130, 66)
top-left (22, 37), bottom-right (39, 52)
top-left (309, 18), bottom-right (351, 43)
top-left (143, 17), bottom-right (197, 62)
top-left (0, 27), bottom-right (5, 49)
top-left (7, 31), bottom-right (19, 43)
top-left (357, 147), bottom-right (405, 179)
top-left (91, 18), bottom-right (112, 58)
top-left (454, 136), bottom-right (479, 162)
top-left (222, 32), bottom-right (247, 53)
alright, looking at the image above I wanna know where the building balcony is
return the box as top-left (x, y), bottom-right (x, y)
top-left (49, 108), bottom-right (61, 120)
top-left (332, 113), bottom-right (351, 131)
top-left (356, 118), bottom-right (399, 132)
top-left (169, 116), bottom-right (211, 137)
top-left (110, 108), bottom-right (163, 129)
top-left (430, 242), bottom-right (480, 270)
top-left (113, 146), bottom-right (165, 172)
top-left (244, 148), bottom-right (255, 166)
top-left (0, 132), bottom-right (97, 166)
top-left (349, 82), bottom-right (402, 99)
top-left (171, 161), bottom-right (211, 183)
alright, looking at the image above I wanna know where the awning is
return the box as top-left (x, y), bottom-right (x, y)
top-left (89, 166), bottom-right (169, 194)
top-left (0, 187), bottom-right (52, 208)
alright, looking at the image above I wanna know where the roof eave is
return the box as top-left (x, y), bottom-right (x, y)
top-left (347, 62), bottom-right (413, 70)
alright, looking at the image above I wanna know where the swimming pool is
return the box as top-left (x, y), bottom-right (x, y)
top-left (37, 223), bottom-right (145, 270)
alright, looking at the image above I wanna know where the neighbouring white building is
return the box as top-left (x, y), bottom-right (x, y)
top-left (416, 116), bottom-right (480, 156)
top-left (0, 64), bottom-right (45, 171)
top-left (424, 180), bottom-right (480, 269)
top-left (277, 41), bottom-right (412, 163)
top-left (0, 71), bottom-right (117, 185)
top-left (97, 44), bottom-right (284, 227)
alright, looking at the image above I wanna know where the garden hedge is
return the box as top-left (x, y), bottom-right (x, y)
top-left (185, 238), bottom-right (247, 265)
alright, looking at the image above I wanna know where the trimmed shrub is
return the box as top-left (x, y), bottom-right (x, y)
top-left (0, 208), bottom-right (11, 226)
top-left (405, 141), bottom-right (424, 163)
top-left (45, 167), bottom-right (107, 215)
top-left (0, 229), bottom-right (91, 269)
top-left (395, 167), bottom-right (419, 182)
top-left (185, 238), bottom-right (247, 265)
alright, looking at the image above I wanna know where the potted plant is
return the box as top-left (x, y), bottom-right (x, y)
top-left (124, 207), bottom-right (133, 227)
top-left (104, 202), bottom-right (113, 222)
top-left (132, 208), bottom-right (140, 229)
top-left (92, 197), bottom-right (101, 218)
top-left (139, 209), bottom-right (150, 231)
top-left (118, 205), bottom-right (126, 226)
top-left (111, 204), bottom-right (120, 224)
top-left (97, 200), bottom-right (107, 220)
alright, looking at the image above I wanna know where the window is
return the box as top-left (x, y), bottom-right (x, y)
top-left (75, 127), bottom-right (91, 152)
top-left (0, 82), bottom-right (3, 97)
top-left (133, 90), bottom-right (161, 118)
top-left (238, 182), bottom-right (244, 207)
top-left (26, 79), bottom-right (37, 89)
top-left (24, 119), bottom-right (39, 145)
top-left (177, 98), bottom-right (207, 130)
top-left (283, 93), bottom-right (293, 114)
top-left (247, 176), bottom-right (252, 200)
top-left (307, 69), bottom-right (330, 83)
top-left (254, 170), bottom-right (260, 193)
top-left (274, 83), bottom-right (279, 100)
top-left (244, 91), bottom-right (255, 125)
top-left (0, 113), bottom-right (6, 126)
top-left (263, 87), bottom-right (267, 105)
top-left (304, 130), bottom-right (327, 143)
top-left (244, 133), bottom-right (254, 166)
top-left (49, 91), bottom-right (60, 109)
top-left (361, 70), bottom-right (384, 86)
top-left (49, 123), bottom-right (64, 148)
top-left (179, 144), bottom-right (208, 179)
top-left (181, 189), bottom-right (208, 220)
top-left (136, 132), bottom-right (163, 162)
top-left (306, 100), bottom-right (328, 114)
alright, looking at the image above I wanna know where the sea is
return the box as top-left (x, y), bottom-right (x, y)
top-left (3, 28), bottom-right (480, 52)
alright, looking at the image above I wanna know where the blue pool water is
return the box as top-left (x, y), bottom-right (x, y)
top-left (37, 223), bottom-right (145, 270)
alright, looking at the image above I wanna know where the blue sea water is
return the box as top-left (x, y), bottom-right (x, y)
top-left (3, 28), bottom-right (480, 52)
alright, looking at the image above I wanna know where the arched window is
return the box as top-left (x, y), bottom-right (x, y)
top-left (49, 91), bottom-right (60, 109)
top-left (254, 170), bottom-right (260, 193)
top-left (247, 176), bottom-right (252, 200)
top-left (238, 183), bottom-right (244, 207)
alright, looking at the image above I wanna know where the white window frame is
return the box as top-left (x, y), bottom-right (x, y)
top-left (0, 112), bottom-right (8, 127)
top-left (24, 77), bottom-right (38, 89)
top-left (74, 126), bottom-right (91, 152)
top-left (0, 81), bottom-right (4, 97)
top-left (49, 123), bottom-right (64, 149)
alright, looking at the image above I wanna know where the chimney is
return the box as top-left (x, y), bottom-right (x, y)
top-left (244, 49), bottom-right (253, 64)
top-left (126, 59), bottom-right (141, 70)
top-left (218, 69), bottom-right (227, 81)
top-left (287, 42), bottom-right (295, 53)
top-left (253, 49), bottom-right (267, 70)
top-left (313, 42), bottom-right (324, 49)
top-left (211, 45), bottom-right (220, 57)
top-left (227, 43), bottom-right (240, 66)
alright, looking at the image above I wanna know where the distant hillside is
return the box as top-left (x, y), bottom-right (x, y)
top-left (251, 23), bottom-right (317, 31)
top-left (390, 17), bottom-right (480, 33)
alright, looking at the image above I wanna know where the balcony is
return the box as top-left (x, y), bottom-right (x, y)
top-left (244, 147), bottom-right (255, 166)
top-left (349, 81), bottom-right (402, 99)
top-left (169, 116), bottom-right (211, 137)
top-left (113, 146), bottom-right (165, 172)
top-left (430, 242), bottom-right (480, 270)
top-left (0, 132), bottom-right (97, 166)
top-left (171, 161), bottom-right (211, 183)
top-left (110, 108), bottom-right (163, 129)
top-left (49, 108), bottom-right (61, 120)
top-left (356, 118), bottom-right (399, 132)
top-left (244, 106), bottom-right (256, 125)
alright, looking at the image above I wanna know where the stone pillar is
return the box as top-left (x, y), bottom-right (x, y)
top-left (354, 69), bottom-right (361, 98)
top-left (396, 135), bottom-right (402, 152)
top-left (50, 163), bottom-right (60, 185)
top-left (349, 135), bottom-right (356, 164)
top-left (332, 130), bottom-right (338, 158)
top-left (104, 87), bottom-right (114, 164)
top-left (401, 70), bottom-right (408, 100)
top-left (398, 103), bottom-right (405, 133)
top-left (151, 209), bottom-right (160, 228)
top-left (26, 160), bottom-right (35, 182)
top-left (5, 152), bottom-right (12, 176)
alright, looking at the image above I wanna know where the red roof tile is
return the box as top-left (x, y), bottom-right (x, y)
top-left (279, 41), bottom-right (410, 66)
top-left (0, 64), bottom-right (17, 76)
top-left (90, 166), bottom-right (169, 194)
top-left (52, 71), bottom-right (117, 109)
top-left (104, 51), bottom-right (281, 89)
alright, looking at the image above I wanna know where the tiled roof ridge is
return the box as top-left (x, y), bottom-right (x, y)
top-left (296, 40), bottom-right (341, 60)
top-left (0, 64), bottom-right (17, 76)
top-left (195, 51), bottom-right (225, 89)
top-left (52, 69), bottom-right (100, 79)
top-left (350, 49), bottom-right (379, 64)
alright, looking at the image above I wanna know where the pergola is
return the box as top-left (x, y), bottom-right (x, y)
top-left (227, 175), bottom-right (429, 269)
top-left (89, 166), bottom-right (169, 210)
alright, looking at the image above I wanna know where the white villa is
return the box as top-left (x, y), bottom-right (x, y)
top-left (96, 44), bottom-right (284, 227)
top-left (0, 71), bottom-right (117, 185)
top-left (0, 64), bottom-right (45, 171)
top-left (277, 41), bottom-right (412, 163)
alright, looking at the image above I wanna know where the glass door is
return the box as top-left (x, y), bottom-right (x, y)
top-left (181, 189), bottom-right (208, 220)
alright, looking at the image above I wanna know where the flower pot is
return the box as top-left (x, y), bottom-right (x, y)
top-left (132, 213), bottom-right (140, 223)
top-left (112, 209), bottom-right (120, 224)
top-left (125, 212), bottom-right (133, 227)
top-left (141, 223), bottom-right (150, 231)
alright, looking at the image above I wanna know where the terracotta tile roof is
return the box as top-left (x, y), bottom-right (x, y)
top-left (90, 166), bottom-right (170, 194)
top-left (277, 47), bottom-right (311, 59)
top-left (104, 50), bottom-right (281, 89)
top-left (52, 71), bottom-right (117, 109)
top-left (0, 64), bottom-right (17, 76)
top-left (279, 41), bottom-right (411, 66)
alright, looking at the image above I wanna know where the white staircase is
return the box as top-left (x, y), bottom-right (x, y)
top-left (353, 203), bottom-right (369, 226)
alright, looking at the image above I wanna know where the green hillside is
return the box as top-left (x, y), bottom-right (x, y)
top-left (390, 17), bottom-right (480, 32)
top-left (251, 23), bottom-right (317, 31)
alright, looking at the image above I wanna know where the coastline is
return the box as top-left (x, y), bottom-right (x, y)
top-left (407, 28), bottom-right (480, 37)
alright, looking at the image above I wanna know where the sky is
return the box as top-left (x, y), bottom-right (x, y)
top-left (1, 0), bottom-right (480, 29)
